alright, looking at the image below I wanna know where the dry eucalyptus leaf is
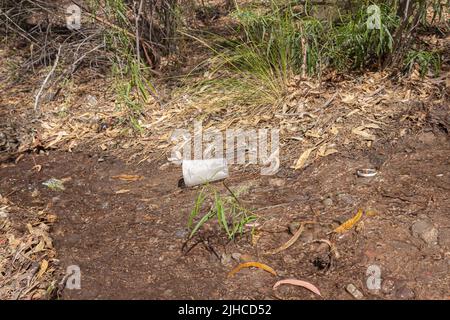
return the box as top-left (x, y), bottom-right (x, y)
top-left (352, 126), bottom-right (375, 141)
top-left (292, 148), bottom-right (314, 170)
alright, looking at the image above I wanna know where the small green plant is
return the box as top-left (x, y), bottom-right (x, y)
top-left (404, 50), bottom-right (441, 77)
top-left (326, 4), bottom-right (398, 70)
top-left (187, 185), bottom-right (257, 240)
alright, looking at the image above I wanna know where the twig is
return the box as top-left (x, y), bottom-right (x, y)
top-left (34, 45), bottom-right (62, 114)
top-left (323, 92), bottom-right (338, 108)
top-left (135, 0), bottom-right (144, 67)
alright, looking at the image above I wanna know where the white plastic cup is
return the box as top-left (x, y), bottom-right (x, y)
top-left (182, 158), bottom-right (229, 187)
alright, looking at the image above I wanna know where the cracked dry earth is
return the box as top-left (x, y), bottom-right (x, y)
top-left (0, 129), bottom-right (449, 300)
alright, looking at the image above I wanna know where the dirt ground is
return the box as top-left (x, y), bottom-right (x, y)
top-left (1, 3), bottom-right (449, 300)
top-left (1, 117), bottom-right (449, 299)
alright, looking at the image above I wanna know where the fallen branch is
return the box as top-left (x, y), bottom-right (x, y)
top-left (34, 45), bottom-right (62, 113)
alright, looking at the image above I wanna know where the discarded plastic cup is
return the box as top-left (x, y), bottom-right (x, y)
top-left (182, 158), bottom-right (229, 187)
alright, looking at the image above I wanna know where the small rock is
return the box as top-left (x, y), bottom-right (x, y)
top-left (101, 202), bottom-right (109, 210)
top-left (395, 286), bottom-right (415, 300)
top-left (346, 284), bottom-right (364, 300)
top-left (0, 207), bottom-right (8, 219)
top-left (381, 278), bottom-right (396, 295)
top-left (282, 254), bottom-right (296, 265)
top-left (162, 289), bottom-right (173, 297)
top-left (336, 193), bottom-right (355, 205)
top-left (269, 178), bottom-right (285, 188)
top-left (231, 252), bottom-right (241, 261)
top-left (322, 198), bottom-right (333, 207)
top-left (288, 222), bottom-right (300, 235)
top-left (135, 203), bottom-right (147, 211)
top-left (175, 229), bottom-right (188, 239)
top-left (411, 220), bottom-right (438, 245)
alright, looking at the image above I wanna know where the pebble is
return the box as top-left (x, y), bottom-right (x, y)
top-left (395, 286), bottom-right (415, 299)
top-left (135, 203), bottom-right (147, 211)
top-left (0, 209), bottom-right (8, 219)
top-left (163, 289), bottom-right (173, 297)
top-left (175, 229), bottom-right (188, 239)
top-left (322, 198), bottom-right (333, 207)
top-left (346, 284), bottom-right (364, 300)
top-left (411, 220), bottom-right (439, 245)
top-left (282, 254), bottom-right (296, 265)
top-left (381, 278), bottom-right (396, 295)
top-left (336, 193), bottom-right (355, 205)
top-left (86, 95), bottom-right (98, 106)
top-left (31, 189), bottom-right (40, 197)
top-left (101, 202), bottom-right (109, 210)
top-left (288, 222), bottom-right (300, 235)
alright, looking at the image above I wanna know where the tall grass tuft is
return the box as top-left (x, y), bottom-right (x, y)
top-left (184, 1), bottom-right (403, 110)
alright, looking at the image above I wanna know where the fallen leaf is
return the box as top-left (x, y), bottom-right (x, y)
top-left (273, 279), bottom-right (322, 297)
top-left (323, 148), bottom-right (338, 156)
top-left (115, 189), bottom-right (131, 194)
top-left (352, 126), bottom-right (375, 141)
top-left (317, 144), bottom-right (327, 157)
top-left (318, 145), bottom-right (338, 157)
top-left (312, 239), bottom-right (340, 259)
top-left (37, 259), bottom-right (48, 278)
top-left (334, 209), bottom-right (363, 233)
top-left (15, 154), bottom-right (24, 163)
top-left (364, 123), bottom-right (381, 129)
top-left (341, 94), bottom-right (356, 104)
top-left (46, 214), bottom-right (57, 223)
top-left (305, 131), bottom-right (321, 138)
top-left (266, 223), bottom-right (305, 254)
top-left (346, 109), bottom-right (360, 118)
top-left (292, 148), bottom-right (314, 170)
top-left (228, 262), bottom-right (277, 277)
top-left (33, 240), bottom-right (45, 253)
top-left (112, 174), bottom-right (143, 181)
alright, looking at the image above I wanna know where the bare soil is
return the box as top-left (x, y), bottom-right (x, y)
top-left (1, 123), bottom-right (449, 299)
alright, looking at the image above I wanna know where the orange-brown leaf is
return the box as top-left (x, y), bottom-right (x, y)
top-left (228, 262), bottom-right (277, 278)
top-left (334, 209), bottom-right (363, 233)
